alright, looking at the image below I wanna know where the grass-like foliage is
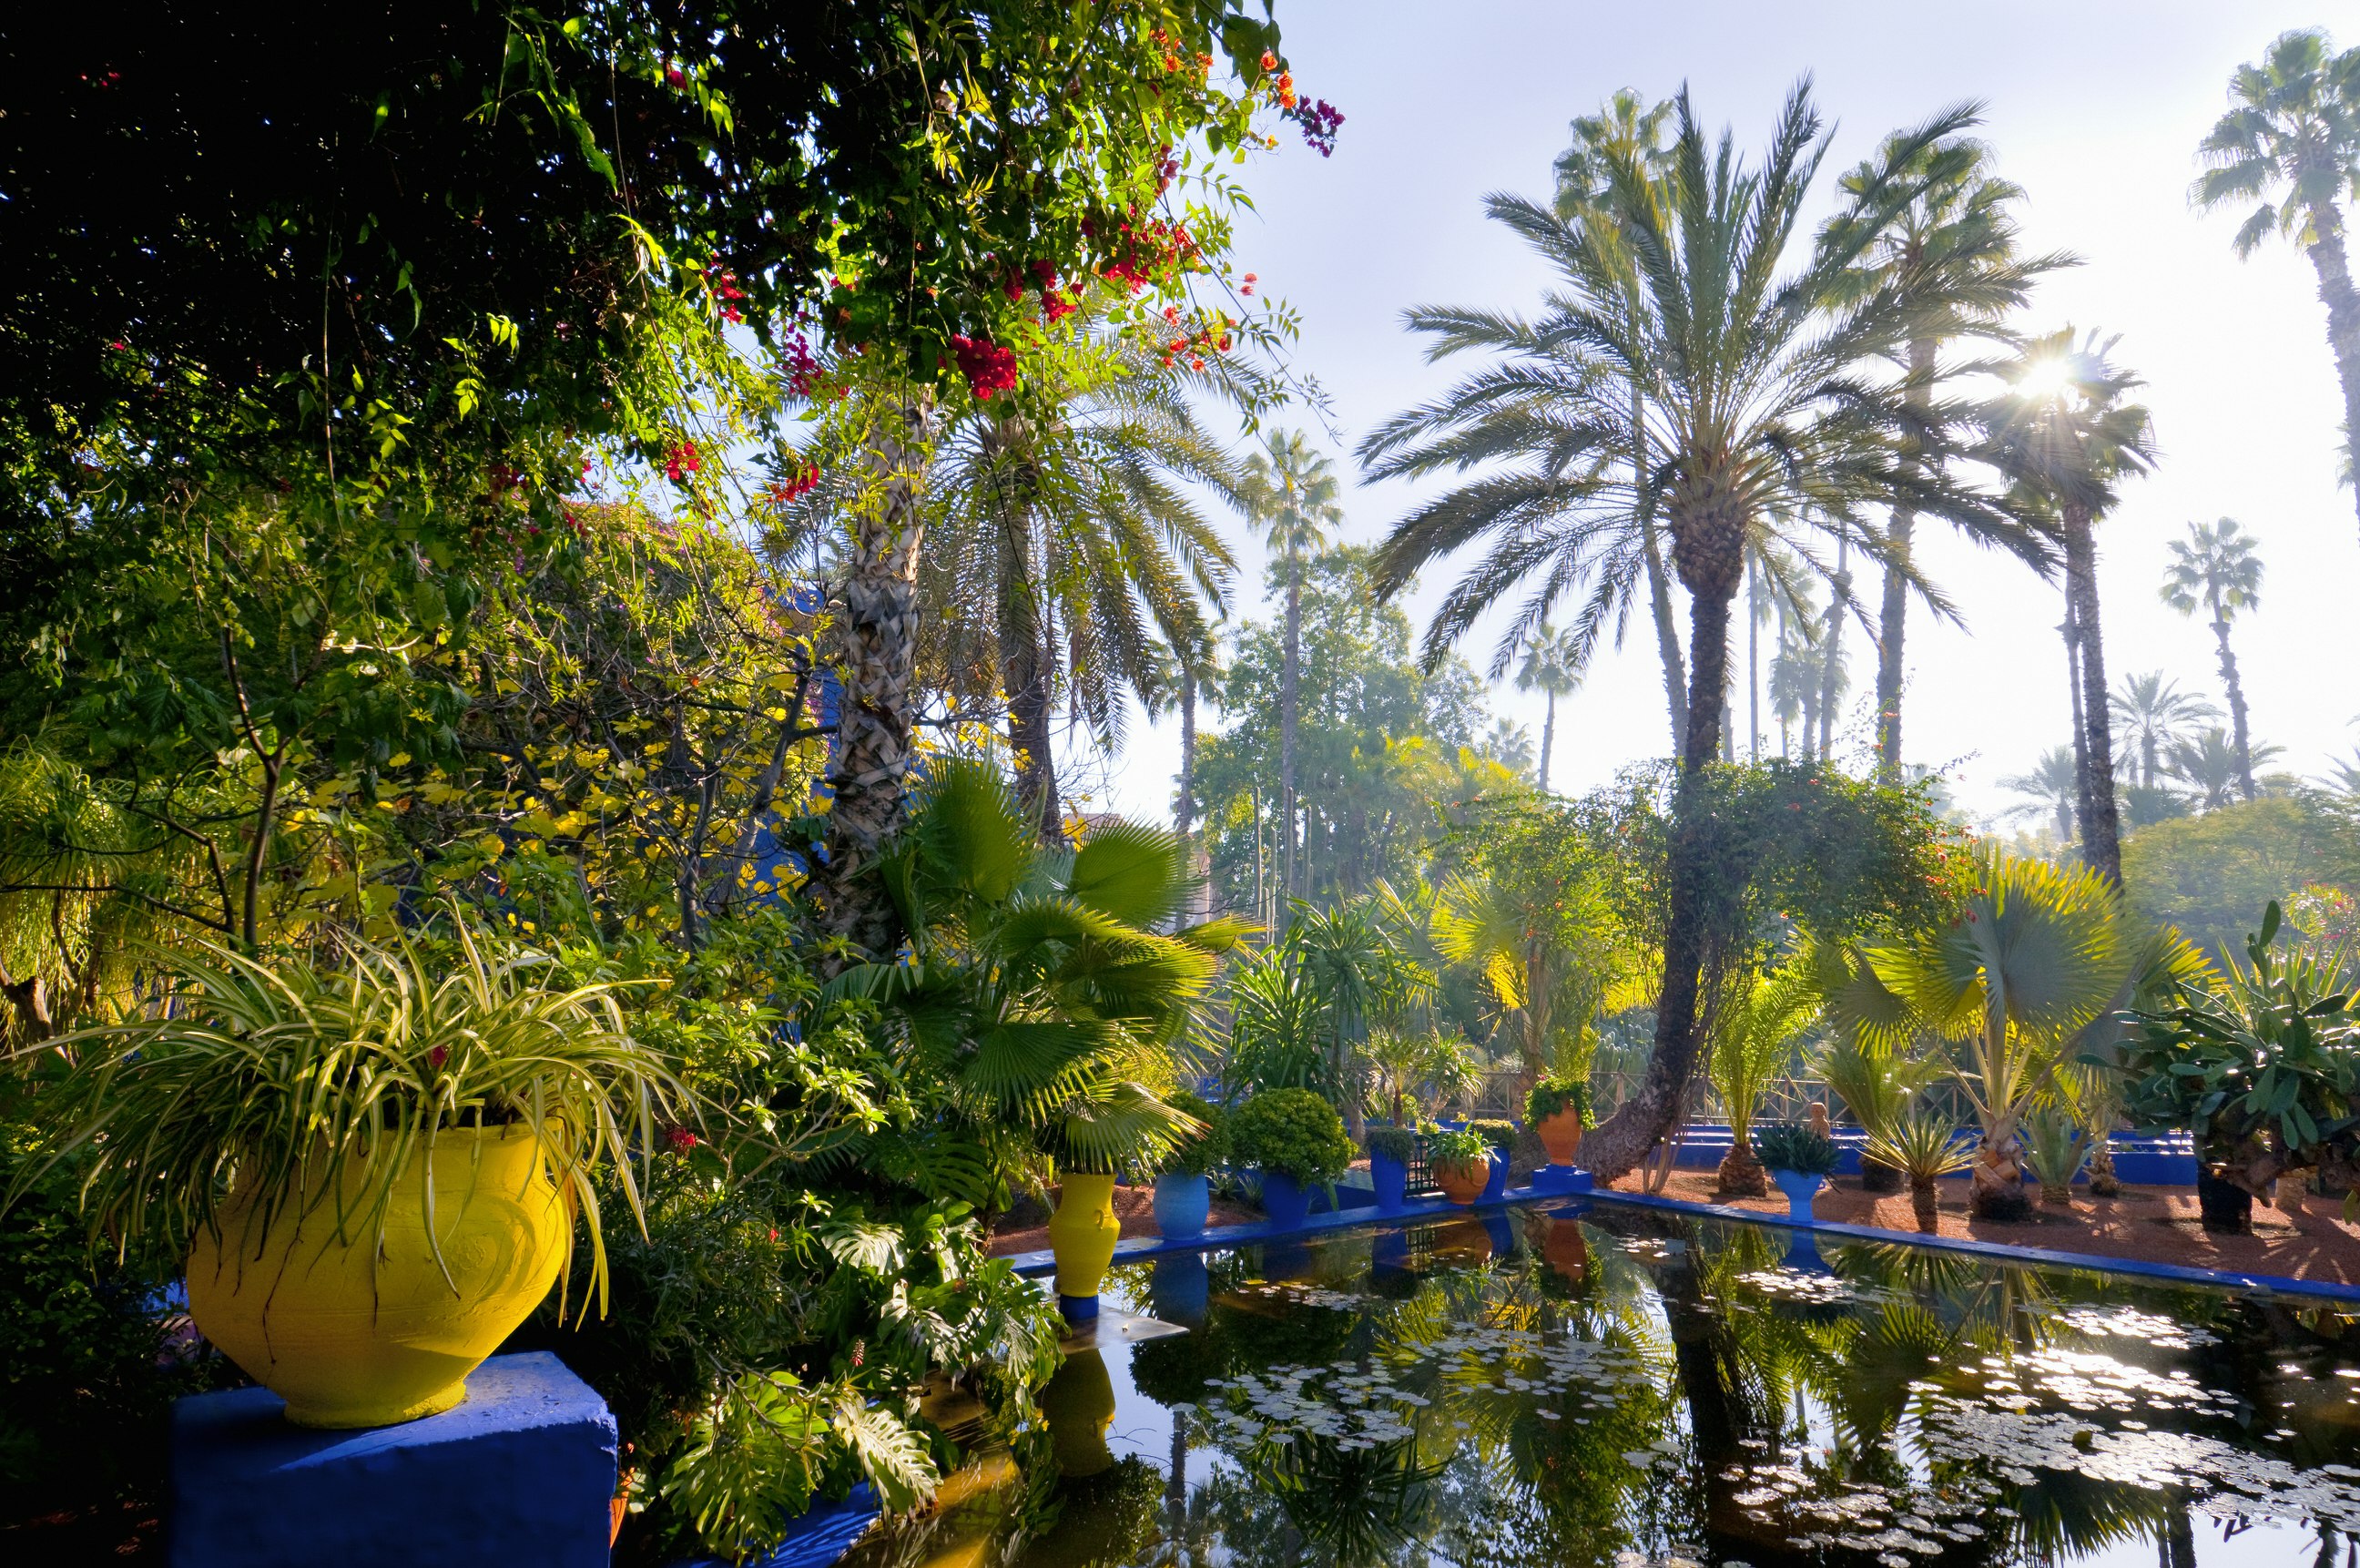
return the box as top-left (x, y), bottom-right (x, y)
top-left (11, 919), bottom-right (685, 1315)
top-left (1864, 1107), bottom-right (1973, 1188)
top-left (1752, 1121), bottom-right (1839, 1177)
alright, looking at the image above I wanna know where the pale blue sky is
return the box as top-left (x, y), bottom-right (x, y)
top-left (1070, 1), bottom-right (2360, 830)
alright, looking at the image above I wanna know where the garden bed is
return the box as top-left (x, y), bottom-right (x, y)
top-left (1612, 1169), bottom-right (2360, 1285)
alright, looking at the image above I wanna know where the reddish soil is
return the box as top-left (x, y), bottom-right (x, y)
top-left (988, 1180), bottom-right (1261, 1257)
top-left (1611, 1170), bottom-right (2360, 1285)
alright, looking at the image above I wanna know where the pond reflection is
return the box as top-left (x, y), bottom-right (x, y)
top-left (855, 1200), bottom-right (2360, 1568)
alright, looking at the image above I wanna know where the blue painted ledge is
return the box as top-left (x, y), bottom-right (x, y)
top-left (673, 1483), bottom-right (880, 1568)
top-left (1580, 1186), bottom-right (2360, 1305)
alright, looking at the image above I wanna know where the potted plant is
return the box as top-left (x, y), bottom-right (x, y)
top-left (1229, 1088), bottom-right (1354, 1231)
top-left (1525, 1078), bottom-right (1591, 1167)
top-left (1754, 1121), bottom-right (1839, 1222)
top-left (1366, 1125), bottom-right (1419, 1213)
top-left (1425, 1125), bottom-right (1491, 1206)
top-left (15, 930), bottom-right (682, 1429)
top-left (1151, 1092), bottom-right (1226, 1240)
top-left (1470, 1118), bottom-right (1516, 1199)
top-left (1866, 1106), bottom-right (1972, 1233)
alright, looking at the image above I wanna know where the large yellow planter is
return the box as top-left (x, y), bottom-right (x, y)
top-left (1047, 1172), bottom-right (1121, 1308)
top-left (187, 1124), bottom-right (571, 1428)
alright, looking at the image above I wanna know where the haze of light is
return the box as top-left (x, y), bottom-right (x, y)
top-left (1067, 0), bottom-right (2360, 834)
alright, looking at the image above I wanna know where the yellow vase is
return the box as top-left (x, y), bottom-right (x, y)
top-left (1039, 1349), bottom-right (1117, 1477)
top-left (187, 1124), bottom-right (572, 1428)
top-left (1047, 1172), bottom-right (1121, 1307)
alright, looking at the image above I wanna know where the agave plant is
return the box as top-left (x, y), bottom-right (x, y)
top-left (829, 756), bottom-right (1241, 1180)
top-left (12, 920), bottom-right (683, 1308)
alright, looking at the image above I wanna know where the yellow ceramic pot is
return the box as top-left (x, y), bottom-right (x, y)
top-left (1039, 1349), bottom-right (1117, 1477)
top-left (1047, 1172), bottom-right (1121, 1304)
top-left (187, 1124), bottom-right (571, 1428)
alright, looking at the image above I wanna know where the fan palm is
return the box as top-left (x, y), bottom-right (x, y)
top-left (2161, 518), bottom-right (2266, 803)
top-left (1979, 329), bottom-right (2156, 884)
top-left (923, 320), bottom-right (1248, 840)
top-left (1240, 431), bottom-right (1346, 916)
top-left (1999, 746), bottom-right (2080, 842)
top-left (827, 757), bottom-right (1243, 1180)
top-left (1836, 850), bottom-right (2133, 1218)
top-left (2194, 29), bottom-right (2360, 537)
top-left (2108, 670), bottom-right (2219, 790)
top-left (1830, 132), bottom-right (2071, 780)
top-left (1513, 622), bottom-right (1582, 793)
top-left (1364, 86), bottom-right (2042, 1182)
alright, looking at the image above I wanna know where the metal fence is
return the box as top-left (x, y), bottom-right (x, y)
top-left (1464, 1066), bottom-right (1978, 1129)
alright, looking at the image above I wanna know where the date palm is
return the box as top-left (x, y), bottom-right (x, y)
top-left (1367, 85), bottom-right (2043, 1184)
top-left (2161, 518), bottom-right (2265, 802)
top-left (1241, 431), bottom-right (1345, 918)
top-left (1831, 132), bottom-right (2071, 779)
top-left (1979, 329), bottom-right (2156, 886)
top-left (2167, 727), bottom-right (2284, 810)
top-left (2108, 670), bottom-right (2219, 790)
top-left (1513, 622), bottom-right (1582, 792)
top-left (2194, 29), bottom-right (2360, 536)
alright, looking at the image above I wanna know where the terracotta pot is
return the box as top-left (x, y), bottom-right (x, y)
top-left (1434, 1158), bottom-right (1488, 1206)
top-left (1433, 1216), bottom-right (1493, 1264)
top-left (1536, 1108), bottom-right (1583, 1166)
top-left (1541, 1217), bottom-right (1589, 1285)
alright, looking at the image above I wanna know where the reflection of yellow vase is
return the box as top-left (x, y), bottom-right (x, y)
top-left (1039, 1349), bottom-right (1117, 1477)
top-left (187, 1124), bottom-right (570, 1428)
top-left (1048, 1172), bottom-right (1121, 1310)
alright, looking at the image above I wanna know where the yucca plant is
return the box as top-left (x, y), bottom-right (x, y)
top-left (1865, 1107), bottom-right (1973, 1233)
top-left (12, 919), bottom-right (684, 1312)
top-left (2019, 1108), bottom-right (2086, 1206)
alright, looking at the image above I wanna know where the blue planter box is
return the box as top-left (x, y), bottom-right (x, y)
top-left (1370, 1151), bottom-right (1408, 1212)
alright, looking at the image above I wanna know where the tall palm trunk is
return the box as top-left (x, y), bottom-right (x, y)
top-left (1818, 530), bottom-right (1848, 761)
top-left (1176, 669), bottom-right (1201, 920)
top-left (2060, 504), bottom-right (2123, 883)
top-left (2211, 609), bottom-right (2256, 801)
top-left (2062, 605), bottom-right (2088, 848)
top-left (1280, 558), bottom-right (1300, 928)
top-left (818, 391), bottom-right (936, 960)
top-left (1637, 392), bottom-right (1688, 753)
top-left (997, 511), bottom-right (1062, 844)
top-left (1581, 509), bottom-right (1741, 1182)
top-left (1539, 687), bottom-right (1556, 793)
top-left (1745, 555), bottom-right (1761, 762)
top-left (1874, 338), bottom-right (1935, 780)
top-left (2302, 191), bottom-right (2360, 542)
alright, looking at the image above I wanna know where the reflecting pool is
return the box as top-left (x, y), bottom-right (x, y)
top-left (853, 1201), bottom-right (2360, 1567)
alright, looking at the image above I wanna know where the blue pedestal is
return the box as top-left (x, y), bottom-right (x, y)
top-left (1531, 1165), bottom-right (1592, 1195)
top-left (170, 1351), bottom-right (617, 1568)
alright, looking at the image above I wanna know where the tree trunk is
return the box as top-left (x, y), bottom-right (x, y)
top-left (1634, 378), bottom-right (1688, 755)
top-left (2063, 603), bottom-right (2089, 848)
top-left (2061, 502), bottom-right (2123, 884)
top-left (1280, 563), bottom-right (1300, 930)
top-left (1745, 555), bottom-right (1760, 763)
top-left (1176, 669), bottom-right (1200, 921)
top-left (1715, 1140), bottom-right (1768, 1197)
top-left (2303, 202), bottom-right (2360, 544)
top-left (998, 511), bottom-right (1062, 844)
top-left (1539, 687), bottom-right (1555, 793)
top-left (1819, 530), bottom-right (1847, 762)
top-left (816, 391), bottom-right (936, 961)
top-left (1580, 507), bottom-right (1740, 1183)
top-left (2213, 616), bottom-right (2255, 802)
top-left (1873, 338), bottom-right (1935, 781)
top-left (1909, 1181), bottom-right (1938, 1234)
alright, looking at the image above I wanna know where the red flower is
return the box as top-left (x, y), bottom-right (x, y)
top-left (947, 334), bottom-right (1019, 398)
top-left (666, 65), bottom-right (685, 87)
top-left (1259, 49), bottom-right (1277, 71)
top-left (1042, 290), bottom-right (1077, 323)
top-left (426, 1045), bottom-right (448, 1072)
top-left (664, 442), bottom-right (701, 483)
top-left (666, 1125), bottom-right (701, 1152)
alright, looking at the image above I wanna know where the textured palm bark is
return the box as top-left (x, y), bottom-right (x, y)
top-left (2060, 502), bottom-right (2122, 884)
top-left (2213, 616), bottom-right (2255, 801)
top-left (815, 392), bottom-right (935, 961)
top-left (1817, 531), bottom-right (1847, 761)
top-left (2062, 603), bottom-right (2089, 847)
top-left (1644, 522), bottom-right (1688, 755)
top-left (1580, 500), bottom-right (1741, 1183)
top-left (997, 522), bottom-right (1061, 843)
top-left (1278, 562), bottom-right (1300, 925)
top-left (1873, 339), bottom-right (1934, 780)
top-left (1176, 670), bottom-right (1201, 921)
top-left (1714, 1141), bottom-right (1768, 1198)
top-left (2303, 200), bottom-right (2360, 543)
top-left (1538, 687), bottom-right (1555, 793)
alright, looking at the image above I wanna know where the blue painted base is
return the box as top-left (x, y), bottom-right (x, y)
top-left (1531, 1166), bottom-right (1592, 1195)
top-left (675, 1483), bottom-right (880, 1568)
top-left (1059, 1293), bottom-right (1100, 1321)
top-left (169, 1350), bottom-right (616, 1568)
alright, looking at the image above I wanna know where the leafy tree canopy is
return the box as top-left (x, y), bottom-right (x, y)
top-left (2122, 795), bottom-right (2360, 963)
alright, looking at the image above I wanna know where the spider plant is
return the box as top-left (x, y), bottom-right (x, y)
top-left (1865, 1107), bottom-right (1973, 1233)
top-left (11, 919), bottom-right (684, 1314)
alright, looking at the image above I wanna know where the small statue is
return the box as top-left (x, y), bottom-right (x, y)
top-left (1806, 1101), bottom-right (1832, 1140)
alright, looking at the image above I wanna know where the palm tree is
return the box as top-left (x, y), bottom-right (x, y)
top-left (1980, 329), bottom-right (2156, 886)
top-left (2108, 669), bottom-right (2219, 789)
top-left (2167, 726), bottom-right (2284, 810)
top-left (2194, 29), bottom-right (2360, 536)
top-left (925, 322), bottom-right (1246, 840)
top-left (1999, 746), bottom-right (2080, 843)
top-left (1367, 86), bottom-right (2043, 1183)
top-left (1832, 131), bottom-right (2071, 780)
top-left (2161, 518), bottom-right (2265, 802)
top-left (1241, 431), bottom-right (1345, 920)
top-left (1513, 623), bottom-right (1582, 792)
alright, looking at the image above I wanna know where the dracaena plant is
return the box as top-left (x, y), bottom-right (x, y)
top-left (10, 919), bottom-right (685, 1312)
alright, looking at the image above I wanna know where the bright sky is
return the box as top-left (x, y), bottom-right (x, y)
top-left (1071, 0), bottom-right (2360, 833)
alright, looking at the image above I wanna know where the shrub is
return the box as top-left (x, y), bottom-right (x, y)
top-left (1159, 1092), bottom-right (1229, 1177)
top-left (1366, 1125), bottom-right (1419, 1164)
top-left (1753, 1121), bottom-right (1839, 1176)
top-left (1525, 1076), bottom-right (1593, 1127)
top-left (1228, 1089), bottom-right (1354, 1184)
top-left (1469, 1117), bottom-right (1517, 1150)
top-left (1424, 1125), bottom-right (1490, 1169)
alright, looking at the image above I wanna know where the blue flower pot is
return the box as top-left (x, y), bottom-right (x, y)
top-left (1370, 1152), bottom-right (1408, 1213)
top-left (1770, 1166), bottom-right (1825, 1222)
top-left (1152, 1172), bottom-right (1210, 1239)
top-left (1257, 1169), bottom-right (1312, 1231)
top-left (1481, 1149), bottom-right (1509, 1202)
